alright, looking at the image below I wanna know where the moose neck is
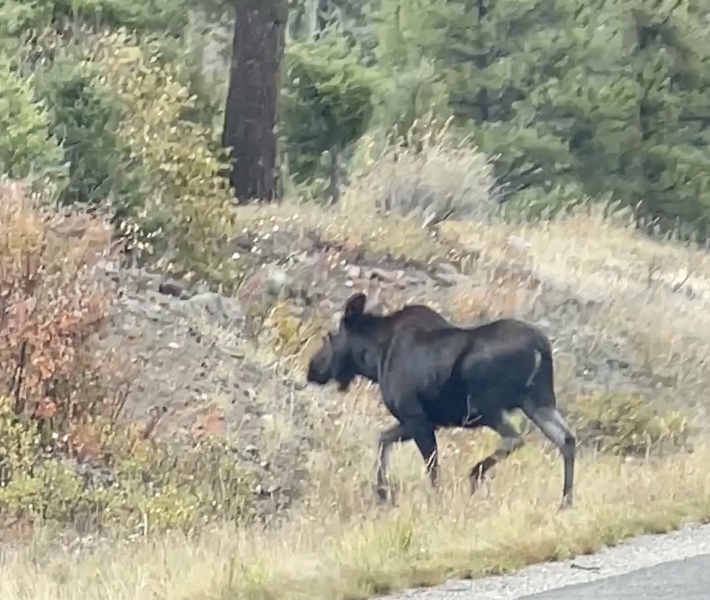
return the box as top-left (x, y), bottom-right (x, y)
top-left (355, 345), bottom-right (382, 383)
top-left (348, 313), bottom-right (399, 384)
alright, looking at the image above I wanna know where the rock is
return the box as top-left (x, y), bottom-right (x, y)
top-left (182, 292), bottom-right (244, 327)
top-left (98, 258), bottom-right (120, 274)
top-left (158, 279), bottom-right (185, 298)
top-left (606, 358), bottom-right (630, 370)
top-left (434, 262), bottom-right (460, 286)
top-left (367, 267), bottom-right (396, 282)
top-left (122, 297), bottom-right (163, 322)
top-left (245, 444), bottom-right (259, 457)
top-left (265, 265), bottom-right (291, 298)
top-left (234, 234), bottom-right (255, 251)
top-left (507, 235), bottom-right (531, 252)
top-left (119, 267), bottom-right (162, 293)
top-left (346, 265), bottom-right (362, 279)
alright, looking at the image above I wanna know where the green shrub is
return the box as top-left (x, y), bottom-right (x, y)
top-left (9, 22), bottom-right (229, 218)
top-left (89, 30), bottom-right (243, 291)
top-left (280, 29), bottom-right (380, 200)
top-left (0, 399), bottom-right (256, 533)
top-left (30, 46), bottom-right (138, 208)
top-left (350, 114), bottom-right (499, 228)
top-left (0, 0), bottom-right (193, 41)
top-left (0, 54), bottom-right (64, 179)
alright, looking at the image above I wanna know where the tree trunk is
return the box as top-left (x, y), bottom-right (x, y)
top-left (222, 0), bottom-right (287, 202)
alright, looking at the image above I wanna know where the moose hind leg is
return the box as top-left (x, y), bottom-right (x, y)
top-left (375, 423), bottom-right (413, 504)
top-left (523, 403), bottom-right (576, 510)
top-left (469, 412), bottom-right (524, 495)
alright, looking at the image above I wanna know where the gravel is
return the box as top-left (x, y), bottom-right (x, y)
top-left (381, 521), bottom-right (710, 600)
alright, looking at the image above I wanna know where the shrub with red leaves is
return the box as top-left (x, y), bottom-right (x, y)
top-left (0, 178), bottom-right (128, 455)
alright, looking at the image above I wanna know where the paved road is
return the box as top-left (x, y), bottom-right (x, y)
top-left (518, 553), bottom-right (710, 599)
top-left (383, 522), bottom-right (710, 600)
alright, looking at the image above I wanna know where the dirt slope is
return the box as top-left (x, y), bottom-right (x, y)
top-left (92, 219), bottom-right (689, 519)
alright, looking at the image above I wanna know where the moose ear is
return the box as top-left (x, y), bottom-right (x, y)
top-left (343, 292), bottom-right (367, 319)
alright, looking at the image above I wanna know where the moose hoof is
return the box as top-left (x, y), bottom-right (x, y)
top-left (558, 496), bottom-right (574, 511)
top-left (374, 486), bottom-right (389, 504)
top-left (468, 475), bottom-right (484, 496)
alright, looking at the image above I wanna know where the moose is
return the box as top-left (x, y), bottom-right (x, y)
top-left (306, 292), bottom-right (576, 509)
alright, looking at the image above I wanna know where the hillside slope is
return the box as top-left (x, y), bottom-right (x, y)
top-left (2, 191), bottom-right (709, 599)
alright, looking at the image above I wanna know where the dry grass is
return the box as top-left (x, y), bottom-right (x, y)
top-left (3, 187), bottom-right (710, 599)
top-left (437, 206), bottom-right (710, 417)
top-left (238, 187), bottom-right (710, 414)
top-left (235, 193), bottom-right (446, 264)
top-left (2, 436), bottom-right (709, 600)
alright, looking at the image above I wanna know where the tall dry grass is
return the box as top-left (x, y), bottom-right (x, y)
top-left (2, 186), bottom-right (710, 599)
top-left (1, 436), bottom-right (709, 600)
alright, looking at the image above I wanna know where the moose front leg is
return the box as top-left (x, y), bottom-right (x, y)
top-left (410, 420), bottom-right (439, 490)
top-left (375, 422), bottom-right (412, 504)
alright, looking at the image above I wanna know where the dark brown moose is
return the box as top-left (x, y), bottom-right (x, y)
top-left (306, 292), bottom-right (576, 510)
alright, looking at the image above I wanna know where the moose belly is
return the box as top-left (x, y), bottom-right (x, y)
top-left (417, 382), bottom-right (485, 428)
top-left (419, 383), bottom-right (522, 429)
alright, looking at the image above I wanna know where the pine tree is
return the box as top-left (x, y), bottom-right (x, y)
top-left (624, 0), bottom-right (710, 236)
top-left (436, 0), bottom-right (585, 209)
top-left (222, 0), bottom-right (288, 202)
top-left (552, 0), bottom-right (710, 235)
top-left (369, 0), bottom-right (450, 137)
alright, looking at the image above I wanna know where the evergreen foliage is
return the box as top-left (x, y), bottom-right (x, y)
top-left (2, 0), bottom-right (710, 237)
top-left (0, 55), bottom-right (64, 179)
top-left (280, 28), bottom-right (379, 199)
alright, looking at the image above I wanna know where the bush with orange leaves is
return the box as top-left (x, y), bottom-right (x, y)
top-left (0, 179), bottom-right (256, 535)
top-left (0, 179), bottom-right (254, 539)
top-left (0, 177), bottom-right (127, 450)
